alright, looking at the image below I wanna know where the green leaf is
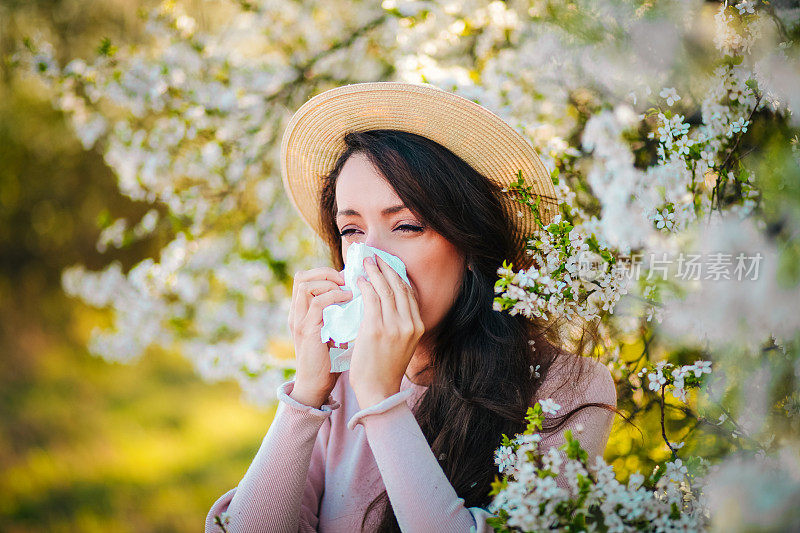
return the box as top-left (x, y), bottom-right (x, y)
top-left (560, 430), bottom-right (589, 462)
top-left (97, 37), bottom-right (117, 57)
top-left (22, 36), bottom-right (36, 53)
top-left (650, 463), bottom-right (665, 485)
top-left (525, 404), bottom-right (544, 433)
top-left (488, 475), bottom-right (508, 496)
top-left (96, 208), bottom-right (112, 229)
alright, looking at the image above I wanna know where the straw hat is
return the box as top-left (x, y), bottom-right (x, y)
top-left (279, 81), bottom-right (559, 269)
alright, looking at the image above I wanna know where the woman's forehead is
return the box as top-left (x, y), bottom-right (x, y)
top-left (335, 155), bottom-right (404, 209)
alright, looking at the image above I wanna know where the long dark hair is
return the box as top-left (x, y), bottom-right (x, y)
top-left (317, 129), bottom-right (617, 532)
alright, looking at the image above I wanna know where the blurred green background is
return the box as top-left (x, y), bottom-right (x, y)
top-left (0, 1), bottom-right (274, 531)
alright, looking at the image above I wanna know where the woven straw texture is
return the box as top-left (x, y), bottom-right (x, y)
top-left (280, 81), bottom-right (559, 268)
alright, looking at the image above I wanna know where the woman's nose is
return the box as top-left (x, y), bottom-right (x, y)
top-left (363, 233), bottom-right (397, 258)
top-left (364, 232), bottom-right (384, 251)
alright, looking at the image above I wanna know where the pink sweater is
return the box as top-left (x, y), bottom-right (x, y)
top-left (205, 356), bottom-right (616, 532)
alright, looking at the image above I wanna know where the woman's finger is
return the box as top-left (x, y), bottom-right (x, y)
top-left (357, 275), bottom-right (383, 330)
top-left (405, 279), bottom-right (425, 336)
top-left (292, 267), bottom-right (345, 302)
top-left (291, 268), bottom-right (345, 323)
top-left (305, 288), bottom-right (354, 325)
top-left (291, 279), bottom-right (343, 331)
top-left (363, 255), bottom-right (397, 325)
top-left (374, 255), bottom-right (415, 333)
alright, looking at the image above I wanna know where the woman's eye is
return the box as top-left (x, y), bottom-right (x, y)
top-left (338, 224), bottom-right (424, 237)
top-left (396, 224), bottom-right (424, 233)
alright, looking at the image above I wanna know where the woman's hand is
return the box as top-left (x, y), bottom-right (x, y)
top-left (349, 255), bottom-right (426, 409)
top-left (288, 267), bottom-right (353, 408)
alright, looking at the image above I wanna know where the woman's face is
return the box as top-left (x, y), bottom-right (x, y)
top-left (334, 152), bottom-right (466, 337)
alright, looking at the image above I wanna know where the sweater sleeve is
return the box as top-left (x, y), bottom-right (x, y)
top-left (346, 390), bottom-right (494, 533)
top-left (205, 379), bottom-right (340, 533)
top-left (536, 357), bottom-right (618, 490)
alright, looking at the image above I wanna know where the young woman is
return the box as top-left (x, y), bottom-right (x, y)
top-left (206, 83), bottom-right (617, 533)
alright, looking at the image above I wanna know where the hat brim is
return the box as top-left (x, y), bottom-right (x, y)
top-left (280, 81), bottom-right (558, 269)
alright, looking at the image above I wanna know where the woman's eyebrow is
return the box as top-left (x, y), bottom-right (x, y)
top-left (336, 204), bottom-right (409, 217)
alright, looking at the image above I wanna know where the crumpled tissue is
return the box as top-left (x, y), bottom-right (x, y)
top-left (321, 242), bottom-right (411, 372)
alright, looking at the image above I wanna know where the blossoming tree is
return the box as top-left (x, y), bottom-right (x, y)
top-left (15, 0), bottom-right (800, 529)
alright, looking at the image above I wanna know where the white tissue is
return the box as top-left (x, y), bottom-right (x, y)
top-left (321, 242), bottom-right (411, 372)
